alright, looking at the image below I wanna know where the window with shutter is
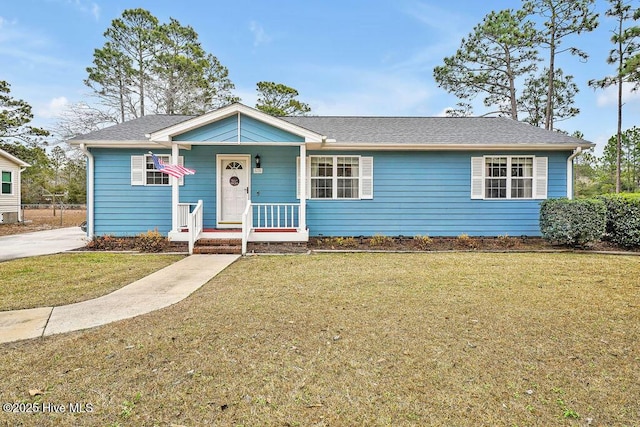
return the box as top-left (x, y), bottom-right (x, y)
top-left (131, 154), bottom-right (187, 186)
top-left (471, 156), bottom-right (547, 200)
top-left (297, 156), bottom-right (373, 200)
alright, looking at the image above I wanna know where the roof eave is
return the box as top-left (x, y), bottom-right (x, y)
top-left (69, 140), bottom-right (172, 149)
top-left (0, 149), bottom-right (31, 167)
top-left (306, 142), bottom-right (596, 151)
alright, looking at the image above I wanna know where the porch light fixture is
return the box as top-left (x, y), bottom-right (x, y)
top-left (254, 154), bottom-right (261, 168)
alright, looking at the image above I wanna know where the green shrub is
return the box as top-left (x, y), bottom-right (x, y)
top-left (599, 194), bottom-right (640, 248)
top-left (539, 198), bottom-right (606, 247)
top-left (135, 229), bottom-right (168, 253)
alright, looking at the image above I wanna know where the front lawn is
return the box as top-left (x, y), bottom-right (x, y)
top-left (0, 253), bottom-right (638, 426)
top-left (0, 253), bottom-right (185, 311)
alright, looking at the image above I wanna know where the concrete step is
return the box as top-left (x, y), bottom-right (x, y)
top-left (196, 238), bottom-right (242, 246)
top-left (193, 245), bottom-right (242, 255)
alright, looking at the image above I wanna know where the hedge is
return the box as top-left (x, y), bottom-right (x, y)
top-left (598, 194), bottom-right (640, 248)
top-left (539, 198), bottom-right (606, 247)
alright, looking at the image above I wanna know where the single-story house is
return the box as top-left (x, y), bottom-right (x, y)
top-left (69, 103), bottom-right (594, 254)
top-left (0, 148), bottom-right (30, 224)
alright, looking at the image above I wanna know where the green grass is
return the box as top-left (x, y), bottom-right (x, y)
top-left (0, 253), bottom-right (639, 426)
top-left (0, 253), bottom-right (185, 311)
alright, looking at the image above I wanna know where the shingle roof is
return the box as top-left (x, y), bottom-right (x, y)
top-left (69, 114), bottom-right (194, 141)
top-left (281, 116), bottom-right (590, 146)
top-left (70, 113), bottom-right (592, 147)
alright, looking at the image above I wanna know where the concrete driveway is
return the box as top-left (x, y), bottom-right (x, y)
top-left (0, 227), bottom-right (87, 262)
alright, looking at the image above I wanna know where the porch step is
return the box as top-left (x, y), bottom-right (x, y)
top-left (193, 238), bottom-right (242, 255)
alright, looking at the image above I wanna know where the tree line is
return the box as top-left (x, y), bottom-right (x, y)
top-left (0, 8), bottom-right (310, 204)
top-left (1, 2), bottom-right (639, 204)
top-left (434, 0), bottom-right (640, 195)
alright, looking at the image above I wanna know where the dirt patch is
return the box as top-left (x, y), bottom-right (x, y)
top-left (0, 208), bottom-right (86, 236)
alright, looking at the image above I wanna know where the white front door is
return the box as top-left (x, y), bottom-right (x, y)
top-left (218, 156), bottom-right (249, 226)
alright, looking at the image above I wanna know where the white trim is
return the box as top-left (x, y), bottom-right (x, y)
top-left (148, 103), bottom-right (325, 143)
top-left (80, 144), bottom-right (95, 238)
top-left (216, 154), bottom-right (251, 229)
top-left (308, 142), bottom-right (594, 151)
top-left (307, 155), bottom-right (370, 200)
top-left (171, 144), bottom-right (180, 233)
top-left (299, 144), bottom-right (307, 231)
top-left (0, 148), bottom-right (30, 167)
top-left (1, 170), bottom-right (13, 195)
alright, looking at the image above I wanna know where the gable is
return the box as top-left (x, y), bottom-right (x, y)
top-left (0, 148), bottom-right (30, 168)
top-left (149, 103), bottom-right (323, 143)
top-left (174, 113), bottom-right (304, 143)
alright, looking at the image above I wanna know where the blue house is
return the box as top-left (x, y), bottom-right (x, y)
top-left (70, 103), bottom-right (594, 254)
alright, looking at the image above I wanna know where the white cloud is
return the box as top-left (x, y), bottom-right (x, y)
top-left (37, 96), bottom-right (70, 119)
top-left (596, 82), bottom-right (640, 107)
top-left (249, 21), bottom-right (272, 47)
top-left (91, 3), bottom-right (100, 20)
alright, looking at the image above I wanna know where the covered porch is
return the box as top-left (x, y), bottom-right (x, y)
top-left (168, 199), bottom-right (309, 255)
top-left (148, 104), bottom-right (322, 255)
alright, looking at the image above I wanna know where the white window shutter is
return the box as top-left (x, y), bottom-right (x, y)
top-left (296, 157), bottom-right (310, 199)
top-left (470, 157), bottom-right (484, 199)
top-left (131, 155), bottom-right (145, 186)
top-left (178, 156), bottom-right (185, 186)
top-left (534, 156), bottom-right (548, 199)
top-left (360, 156), bottom-right (374, 199)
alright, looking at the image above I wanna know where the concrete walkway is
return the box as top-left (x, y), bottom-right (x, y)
top-left (0, 254), bottom-right (239, 344)
top-left (0, 227), bottom-right (87, 262)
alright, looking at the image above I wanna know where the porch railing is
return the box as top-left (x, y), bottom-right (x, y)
top-left (241, 202), bottom-right (302, 255)
top-left (188, 200), bottom-right (203, 254)
top-left (177, 202), bottom-right (197, 230)
top-left (253, 203), bottom-right (300, 229)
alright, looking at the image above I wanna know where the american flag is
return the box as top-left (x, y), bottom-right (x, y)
top-left (150, 152), bottom-right (195, 179)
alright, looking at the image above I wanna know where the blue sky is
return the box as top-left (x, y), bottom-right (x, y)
top-left (1, 0), bottom-right (639, 153)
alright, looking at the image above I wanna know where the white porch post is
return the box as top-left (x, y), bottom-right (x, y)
top-left (171, 143), bottom-right (179, 233)
top-left (299, 143), bottom-right (306, 232)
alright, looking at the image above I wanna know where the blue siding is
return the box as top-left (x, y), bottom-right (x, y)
top-left (90, 146), bottom-right (298, 236)
top-left (91, 146), bottom-right (571, 237)
top-left (175, 115), bottom-right (237, 142)
top-left (173, 114), bottom-right (304, 142)
top-left (306, 151), bottom-right (569, 237)
top-left (240, 115), bottom-right (303, 142)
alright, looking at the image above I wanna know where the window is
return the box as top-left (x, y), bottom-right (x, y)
top-left (1, 171), bottom-right (11, 195)
top-left (298, 156), bottom-right (373, 200)
top-left (131, 154), bottom-right (186, 186)
top-left (311, 156), bottom-right (360, 199)
top-left (510, 157), bottom-right (533, 198)
top-left (471, 156), bottom-right (547, 200)
top-left (146, 155), bottom-right (170, 185)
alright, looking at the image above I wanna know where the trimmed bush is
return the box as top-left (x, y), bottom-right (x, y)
top-left (599, 194), bottom-right (640, 248)
top-left (539, 198), bottom-right (606, 247)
